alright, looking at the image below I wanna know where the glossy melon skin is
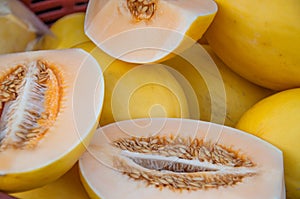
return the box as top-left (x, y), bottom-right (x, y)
top-left (84, 0), bottom-right (218, 63)
top-left (79, 118), bottom-right (285, 199)
top-left (205, 0), bottom-right (300, 90)
top-left (0, 49), bottom-right (104, 192)
top-left (236, 88), bottom-right (300, 199)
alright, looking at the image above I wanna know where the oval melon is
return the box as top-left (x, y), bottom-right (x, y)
top-left (74, 41), bottom-right (190, 126)
top-left (162, 44), bottom-right (273, 127)
top-left (0, 49), bottom-right (104, 192)
top-left (79, 118), bottom-right (285, 199)
top-left (38, 12), bottom-right (90, 50)
top-left (236, 88), bottom-right (300, 199)
top-left (84, 0), bottom-right (218, 63)
top-left (204, 0), bottom-right (300, 90)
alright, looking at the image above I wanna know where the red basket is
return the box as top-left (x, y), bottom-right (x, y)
top-left (20, 0), bottom-right (89, 25)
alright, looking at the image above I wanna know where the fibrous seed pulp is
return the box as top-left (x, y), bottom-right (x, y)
top-left (0, 60), bottom-right (62, 150)
top-left (112, 136), bottom-right (257, 191)
top-left (127, 0), bottom-right (158, 21)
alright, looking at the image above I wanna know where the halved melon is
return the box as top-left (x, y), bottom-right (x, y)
top-left (0, 49), bottom-right (104, 192)
top-left (79, 118), bottom-right (285, 199)
top-left (84, 0), bottom-right (218, 63)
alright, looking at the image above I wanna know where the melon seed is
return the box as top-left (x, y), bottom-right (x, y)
top-left (127, 0), bottom-right (158, 21)
top-left (0, 60), bottom-right (61, 150)
top-left (112, 136), bottom-right (256, 191)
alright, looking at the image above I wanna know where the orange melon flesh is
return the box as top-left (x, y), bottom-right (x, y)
top-left (79, 118), bottom-right (285, 199)
top-left (85, 0), bottom-right (218, 63)
top-left (0, 49), bottom-right (104, 192)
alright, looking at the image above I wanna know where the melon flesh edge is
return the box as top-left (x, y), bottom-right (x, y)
top-left (79, 118), bottom-right (285, 199)
top-left (0, 49), bottom-right (104, 173)
top-left (85, 0), bottom-right (217, 63)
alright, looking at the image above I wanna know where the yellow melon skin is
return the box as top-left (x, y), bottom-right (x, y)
top-left (12, 163), bottom-right (90, 199)
top-left (74, 41), bottom-right (190, 126)
top-left (38, 12), bottom-right (90, 50)
top-left (236, 88), bottom-right (300, 199)
top-left (204, 0), bottom-right (300, 90)
top-left (162, 44), bottom-right (273, 127)
top-left (0, 49), bottom-right (104, 193)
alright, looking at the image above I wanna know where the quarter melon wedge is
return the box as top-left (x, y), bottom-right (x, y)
top-left (0, 49), bottom-right (104, 192)
top-left (84, 0), bottom-right (218, 63)
top-left (79, 118), bottom-right (285, 199)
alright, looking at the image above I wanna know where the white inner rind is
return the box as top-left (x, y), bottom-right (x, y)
top-left (120, 150), bottom-right (257, 175)
top-left (0, 62), bottom-right (48, 148)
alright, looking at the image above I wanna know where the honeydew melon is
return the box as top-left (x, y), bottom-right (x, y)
top-left (79, 118), bottom-right (285, 199)
top-left (0, 49), bottom-right (104, 192)
top-left (84, 0), bottom-right (218, 63)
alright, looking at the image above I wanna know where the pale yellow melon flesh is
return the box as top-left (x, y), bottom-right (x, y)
top-left (85, 0), bottom-right (218, 63)
top-left (0, 49), bottom-right (104, 192)
top-left (79, 118), bottom-right (285, 199)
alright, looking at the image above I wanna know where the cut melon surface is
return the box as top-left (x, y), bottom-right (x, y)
top-left (84, 0), bottom-right (218, 63)
top-left (79, 118), bottom-right (285, 199)
top-left (0, 49), bottom-right (105, 192)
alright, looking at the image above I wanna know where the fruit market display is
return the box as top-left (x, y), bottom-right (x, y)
top-left (0, 0), bottom-right (299, 198)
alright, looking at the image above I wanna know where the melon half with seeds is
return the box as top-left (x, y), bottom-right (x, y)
top-left (84, 0), bottom-right (218, 63)
top-left (0, 49), bottom-right (104, 192)
top-left (79, 118), bottom-right (285, 199)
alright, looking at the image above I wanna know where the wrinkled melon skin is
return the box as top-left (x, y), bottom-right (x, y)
top-left (236, 88), bottom-right (300, 199)
top-left (0, 121), bottom-right (98, 193)
top-left (205, 0), bottom-right (300, 90)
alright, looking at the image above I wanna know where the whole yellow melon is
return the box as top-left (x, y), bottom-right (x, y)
top-left (236, 88), bottom-right (300, 198)
top-left (205, 0), bottom-right (300, 90)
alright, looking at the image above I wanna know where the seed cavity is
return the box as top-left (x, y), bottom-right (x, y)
top-left (126, 0), bottom-right (158, 21)
top-left (0, 60), bottom-right (62, 150)
top-left (112, 136), bottom-right (257, 191)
